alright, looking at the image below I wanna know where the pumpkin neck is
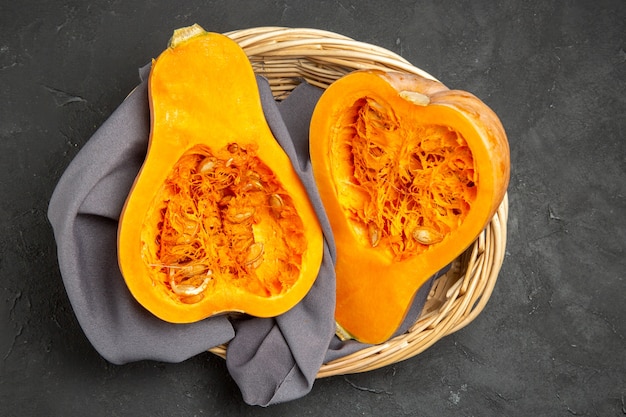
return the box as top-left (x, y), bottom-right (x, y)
top-left (149, 30), bottom-right (268, 152)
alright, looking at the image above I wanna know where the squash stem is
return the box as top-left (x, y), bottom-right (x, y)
top-left (169, 24), bottom-right (206, 48)
top-left (335, 321), bottom-right (356, 341)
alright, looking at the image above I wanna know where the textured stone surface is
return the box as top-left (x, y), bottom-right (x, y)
top-left (1, 0), bottom-right (625, 415)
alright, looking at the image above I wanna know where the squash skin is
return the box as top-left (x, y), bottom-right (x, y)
top-left (118, 27), bottom-right (323, 323)
top-left (310, 70), bottom-right (509, 344)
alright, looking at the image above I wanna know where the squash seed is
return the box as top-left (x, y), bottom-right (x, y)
top-left (229, 208), bottom-right (255, 223)
top-left (368, 222), bottom-right (381, 247)
top-left (245, 242), bottom-right (264, 269)
top-left (169, 272), bottom-right (212, 296)
top-left (198, 157), bottom-right (216, 173)
top-left (399, 90), bottom-right (430, 106)
top-left (179, 263), bottom-right (209, 278)
top-left (269, 193), bottom-right (284, 216)
top-left (411, 227), bottom-right (443, 245)
top-left (180, 293), bottom-right (205, 304)
top-left (242, 179), bottom-right (264, 192)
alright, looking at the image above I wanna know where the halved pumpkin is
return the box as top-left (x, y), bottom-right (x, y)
top-left (310, 70), bottom-right (509, 344)
top-left (118, 24), bottom-right (323, 323)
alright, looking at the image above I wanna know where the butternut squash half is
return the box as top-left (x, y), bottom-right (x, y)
top-left (118, 25), bottom-right (323, 323)
top-left (310, 70), bottom-right (509, 344)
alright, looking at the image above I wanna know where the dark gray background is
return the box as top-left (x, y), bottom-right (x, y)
top-left (1, 0), bottom-right (625, 415)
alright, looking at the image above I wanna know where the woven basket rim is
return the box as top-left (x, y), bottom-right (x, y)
top-left (206, 26), bottom-right (508, 378)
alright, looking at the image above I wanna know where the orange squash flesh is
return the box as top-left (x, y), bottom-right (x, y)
top-left (118, 25), bottom-right (323, 323)
top-left (310, 70), bottom-right (509, 344)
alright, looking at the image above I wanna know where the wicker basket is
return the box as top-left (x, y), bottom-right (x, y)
top-left (207, 27), bottom-right (509, 378)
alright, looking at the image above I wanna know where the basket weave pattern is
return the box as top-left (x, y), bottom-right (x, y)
top-left (207, 27), bottom-right (509, 378)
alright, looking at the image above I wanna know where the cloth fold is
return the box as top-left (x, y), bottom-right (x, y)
top-left (48, 66), bottom-right (437, 406)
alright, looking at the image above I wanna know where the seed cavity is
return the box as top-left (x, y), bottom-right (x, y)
top-left (335, 98), bottom-right (476, 259)
top-left (144, 143), bottom-right (307, 300)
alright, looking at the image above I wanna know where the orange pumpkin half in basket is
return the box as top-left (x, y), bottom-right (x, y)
top-left (117, 24), bottom-right (323, 323)
top-left (310, 70), bottom-right (510, 344)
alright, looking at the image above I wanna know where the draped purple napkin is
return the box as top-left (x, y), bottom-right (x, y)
top-left (48, 65), bottom-right (437, 406)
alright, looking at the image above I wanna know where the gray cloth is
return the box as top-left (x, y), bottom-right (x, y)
top-left (48, 66), bottom-right (438, 406)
